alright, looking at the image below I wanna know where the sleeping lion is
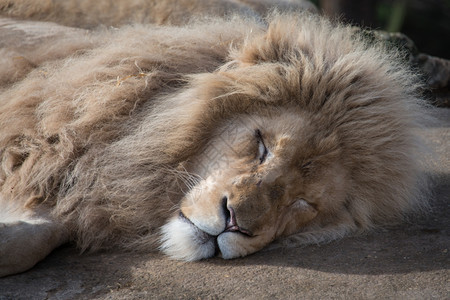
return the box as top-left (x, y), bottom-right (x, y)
top-left (0, 12), bottom-right (430, 276)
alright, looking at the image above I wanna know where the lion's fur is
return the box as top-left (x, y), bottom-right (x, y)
top-left (0, 0), bottom-right (317, 29)
top-left (0, 18), bottom-right (89, 88)
top-left (0, 13), bottom-right (430, 255)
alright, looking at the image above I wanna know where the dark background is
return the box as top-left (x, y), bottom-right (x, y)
top-left (311, 0), bottom-right (450, 59)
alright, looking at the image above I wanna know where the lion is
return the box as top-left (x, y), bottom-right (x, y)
top-left (0, 12), bottom-right (431, 277)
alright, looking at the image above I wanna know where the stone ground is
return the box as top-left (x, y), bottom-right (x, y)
top-left (0, 108), bottom-right (448, 300)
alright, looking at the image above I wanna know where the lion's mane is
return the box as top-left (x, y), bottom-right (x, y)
top-left (0, 13), bottom-right (430, 252)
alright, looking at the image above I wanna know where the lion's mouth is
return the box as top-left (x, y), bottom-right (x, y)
top-left (160, 211), bottom-right (258, 260)
top-left (178, 210), bottom-right (253, 239)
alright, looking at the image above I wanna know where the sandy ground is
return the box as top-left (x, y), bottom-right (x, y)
top-left (0, 108), bottom-right (448, 300)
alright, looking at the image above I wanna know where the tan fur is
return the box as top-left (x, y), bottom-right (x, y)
top-left (0, 12), bottom-right (430, 275)
top-left (0, 18), bottom-right (89, 90)
top-left (0, 0), bottom-right (317, 28)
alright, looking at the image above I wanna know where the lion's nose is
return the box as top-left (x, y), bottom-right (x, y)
top-left (225, 205), bottom-right (238, 231)
top-left (221, 196), bottom-right (235, 230)
top-left (221, 196), bottom-right (252, 236)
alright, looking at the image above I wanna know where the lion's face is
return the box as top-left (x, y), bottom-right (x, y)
top-left (161, 108), bottom-right (348, 260)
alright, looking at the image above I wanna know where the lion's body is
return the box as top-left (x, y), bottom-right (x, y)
top-left (0, 0), bottom-right (316, 28)
top-left (0, 8), bottom-right (430, 276)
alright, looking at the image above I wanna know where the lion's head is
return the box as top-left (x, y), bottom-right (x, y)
top-left (156, 14), bottom-right (429, 261)
top-left (161, 109), bottom-right (349, 260)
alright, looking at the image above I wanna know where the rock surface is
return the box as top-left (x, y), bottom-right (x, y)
top-left (362, 29), bottom-right (450, 107)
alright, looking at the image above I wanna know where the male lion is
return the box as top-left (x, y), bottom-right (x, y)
top-left (0, 13), bottom-right (430, 277)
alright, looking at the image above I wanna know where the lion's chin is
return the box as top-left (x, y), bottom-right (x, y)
top-left (160, 213), bottom-right (256, 261)
top-left (159, 213), bottom-right (216, 261)
top-left (216, 232), bottom-right (256, 259)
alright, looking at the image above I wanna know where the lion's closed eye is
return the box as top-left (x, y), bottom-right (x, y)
top-left (255, 129), bottom-right (269, 164)
top-left (301, 161), bottom-right (312, 170)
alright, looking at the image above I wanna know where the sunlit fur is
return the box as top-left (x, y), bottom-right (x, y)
top-left (0, 0), bottom-right (317, 28)
top-left (0, 13), bottom-right (430, 273)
